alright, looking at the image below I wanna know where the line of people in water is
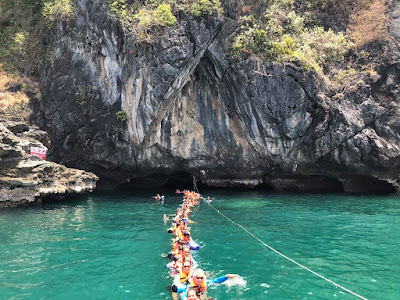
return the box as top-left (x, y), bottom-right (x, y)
top-left (164, 189), bottom-right (238, 300)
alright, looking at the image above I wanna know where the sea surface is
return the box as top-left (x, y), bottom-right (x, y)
top-left (0, 190), bottom-right (399, 300)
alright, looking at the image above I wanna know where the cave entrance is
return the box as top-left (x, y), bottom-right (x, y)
top-left (340, 175), bottom-right (397, 194)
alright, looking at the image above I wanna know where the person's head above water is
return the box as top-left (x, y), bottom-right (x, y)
top-left (183, 246), bottom-right (191, 255)
top-left (179, 221), bottom-right (186, 229)
top-left (192, 269), bottom-right (205, 284)
top-left (182, 261), bottom-right (192, 273)
top-left (187, 287), bottom-right (199, 300)
top-left (183, 230), bottom-right (191, 240)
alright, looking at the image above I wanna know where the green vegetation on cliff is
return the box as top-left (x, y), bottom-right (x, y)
top-left (108, 0), bottom-right (222, 43)
top-left (232, 0), bottom-right (354, 73)
top-left (0, 0), bottom-right (45, 76)
top-left (42, 0), bottom-right (76, 23)
top-left (0, 0), bottom-right (390, 98)
top-left (115, 110), bottom-right (128, 121)
top-left (109, 0), bottom-right (177, 42)
top-left (0, 0), bottom-right (42, 121)
top-left (0, 0), bottom-right (76, 76)
top-left (0, 0), bottom-right (47, 121)
top-left (231, 0), bottom-right (389, 75)
top-left (0, 0), bottom-right (387, 75)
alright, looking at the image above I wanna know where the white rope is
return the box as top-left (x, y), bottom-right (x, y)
top-left (206, 202), bottom-right (368, 300)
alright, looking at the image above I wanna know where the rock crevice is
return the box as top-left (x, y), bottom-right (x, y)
top-left (37, 1), bottom-right (400, 193)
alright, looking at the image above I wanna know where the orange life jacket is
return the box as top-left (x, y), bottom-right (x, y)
top-left (188, 277), bottom-right (207, 293)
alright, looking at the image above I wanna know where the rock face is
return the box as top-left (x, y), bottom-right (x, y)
top-left (39, 0), bottom-right (400, 193)
top-left (0, 122), bottom-right (98, 208)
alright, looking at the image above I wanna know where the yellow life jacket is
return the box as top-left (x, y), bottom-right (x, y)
top-left (176, 226), bottom-right (187, 239)
top-left (179, 268), bottom-right (193, 283)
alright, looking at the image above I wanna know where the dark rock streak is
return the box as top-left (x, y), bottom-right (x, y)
top-left (39, 1), bottom-right (400, 194)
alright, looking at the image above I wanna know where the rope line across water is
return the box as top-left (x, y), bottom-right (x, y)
top-left (206, 202), bottom-right (368, 300)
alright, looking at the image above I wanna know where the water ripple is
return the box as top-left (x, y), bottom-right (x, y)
top-left (0, 192), bottom-right (399, 299)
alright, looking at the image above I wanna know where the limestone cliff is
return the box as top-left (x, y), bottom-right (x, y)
top-left (39, 0), bottom-right (400, 193)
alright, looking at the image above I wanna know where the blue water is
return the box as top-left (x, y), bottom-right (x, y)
top-left (0, 190), bottom-right (399, 299)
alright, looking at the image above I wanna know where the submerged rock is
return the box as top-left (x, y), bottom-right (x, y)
top-left (0, 123), bottom-right (98, 208)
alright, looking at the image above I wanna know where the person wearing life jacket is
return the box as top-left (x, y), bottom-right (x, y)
top-left (168, 247), bottom-right (193, 273)
top-left (173, 260), bottom-right (194, 286)
top-left (175, 219), bottom-right (186, 236)
top-left (175, 220), bottom-right (187, 239)
top-left (167, 254), bottom-right (183, 277)
top-left (179, 246), bottom-right (198, 270)
top-left (175, 207), bottom-right (184, 218)
top-left (182, 230), bottom-right (192, 241)
top-left (174, 269), bottom-right (239, 299)
top-left (168, 218), bottom-right (180, 235)
top-left (167, 241), bottom-right (183, 261)
top-left (172, 242), bottom-right (184, 257)
top-left (172, 213), bottom-right (183, 226)
top-left (170, 260), bottom-right (194, 300)
top-left (167, 220), bottom-right (177, 234)
top-left (187, 269), bottom-right (207, 295)
top-left (181, 230), bottom-right (200, 250)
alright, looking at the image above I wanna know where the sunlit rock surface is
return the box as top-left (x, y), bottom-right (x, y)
top-left (39, 0), bottom-right (400, 193)
top-left (0, 123), bottom-right (98, 208)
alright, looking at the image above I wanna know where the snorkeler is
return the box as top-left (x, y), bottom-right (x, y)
top-left (172, 269), bottom-right (239, 300)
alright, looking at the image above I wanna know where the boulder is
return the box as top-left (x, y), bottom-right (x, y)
top-left (0, 123), bottom-right (98, 208)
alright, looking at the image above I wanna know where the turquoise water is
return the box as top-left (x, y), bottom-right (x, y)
top-left (0, 190), bottom-right (399, 299)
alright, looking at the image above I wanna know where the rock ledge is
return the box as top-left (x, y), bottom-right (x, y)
top-left (0, 122), bottom-right (98, 208)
